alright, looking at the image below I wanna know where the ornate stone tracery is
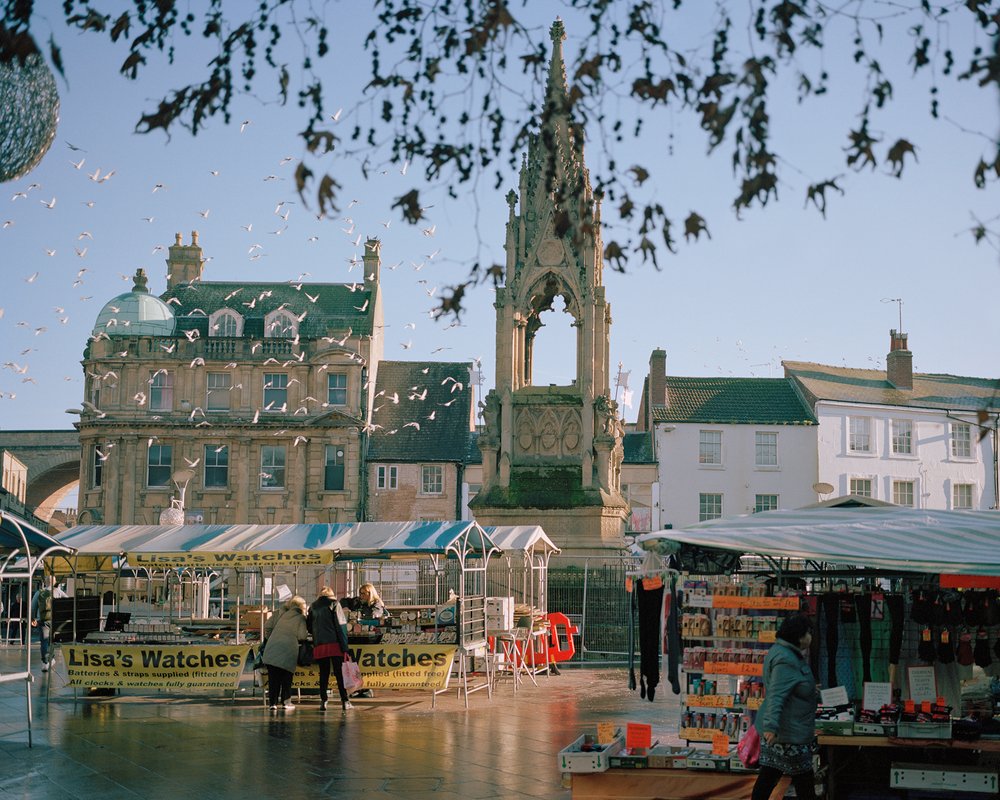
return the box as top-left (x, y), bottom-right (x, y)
top-left (470, 20), bottom-right (627, 551)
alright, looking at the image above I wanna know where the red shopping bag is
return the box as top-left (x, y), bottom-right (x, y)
top-left (737, 725), bottom-right (760, 767)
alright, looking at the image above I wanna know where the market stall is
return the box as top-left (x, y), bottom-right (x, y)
top-left (0, 510), bottom-right (74, 747)
top-left (47, 520), bottom-right (501, 705)
top-left (562, 506), bottom-right (1000, 799)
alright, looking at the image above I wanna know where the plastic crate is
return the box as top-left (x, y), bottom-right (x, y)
top-left (558, 732), bottom-right (624, 773)
top-left (896, 721), bottom-right (952, 739)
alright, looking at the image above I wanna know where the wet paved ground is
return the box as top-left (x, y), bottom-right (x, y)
top-left (0, 649), bottom-right (682, 799)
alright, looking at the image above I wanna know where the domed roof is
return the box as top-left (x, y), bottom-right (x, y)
top-left (92, 269), bottom-right (175, 337)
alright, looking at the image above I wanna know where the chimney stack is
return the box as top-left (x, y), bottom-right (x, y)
top-left (648, 348), bottom-right (667, 429)
top-left (886, 329), bottom-right (912, 390)
top-left (165, 231), bottom-right (205, 290)
top-left (363, 238), bottom-right (381, 289)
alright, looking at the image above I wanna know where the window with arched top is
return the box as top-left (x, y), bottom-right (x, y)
top-left (265, 309), bottom-right (298, 339)
top-left (209, 308), bottom-right (243, 337)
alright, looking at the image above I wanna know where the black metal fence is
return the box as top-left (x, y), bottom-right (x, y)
top-left (547, 554), bottom-right (642, 664)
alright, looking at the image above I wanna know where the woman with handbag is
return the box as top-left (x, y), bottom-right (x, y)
top-left (340, 583), bottom-right (384, 698)
top-left (308, 587), bottom-right (353, 711)
top-left (262, 595), bottom-right (309, 711)
top-left (751, 613), bottom-right (819, 800)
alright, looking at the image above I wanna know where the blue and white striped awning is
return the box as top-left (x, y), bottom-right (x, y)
top-left (637, 507), bottom-right (1000, 576)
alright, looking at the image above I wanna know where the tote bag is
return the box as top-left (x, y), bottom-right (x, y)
top-left (737, 725), bottom-right (760, 768)
top-left (342, 660), bottom-right (364, 693)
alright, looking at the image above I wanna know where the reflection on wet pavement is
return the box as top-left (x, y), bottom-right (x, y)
top-left (0, 650), bottom-right (682, 799)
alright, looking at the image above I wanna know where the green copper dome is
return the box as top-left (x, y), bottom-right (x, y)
top-left (92, 269), bottom-right (175, 337)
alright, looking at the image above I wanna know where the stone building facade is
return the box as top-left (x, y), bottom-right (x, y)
top-left (76, 234), bottom-right (384, 525)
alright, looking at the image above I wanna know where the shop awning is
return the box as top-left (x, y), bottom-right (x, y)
top-left (52, 520), bottom-right (499, 570)
top-left (484, 525), bottom-right (560, 557)
top-left (636, 507), bottom-right (1000, 576)
top-left (1, 510), bottom-right (69, 555)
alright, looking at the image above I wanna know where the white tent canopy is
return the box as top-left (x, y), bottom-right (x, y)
top-left (484, 525), bottom-right (560, 558)
top-left (637, 507), bottom-right (1000, 576)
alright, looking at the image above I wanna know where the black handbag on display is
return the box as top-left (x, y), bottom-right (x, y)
top-left (297, 641), bottom-right (314, 667)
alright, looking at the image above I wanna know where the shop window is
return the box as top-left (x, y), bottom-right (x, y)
top-left (327, 372), bottom-right (348, 406)
top-left (951, 422), bottom-right (972, 459)
top-left (754, 494), bottom-right (779, 513)
top-left (260, 446), bottom-right (286, 489)
top-left (755, 432), bottom-right (777, 467)
top-left (377, 465), bottom-right (398, 490)
top-left (892, 480), bottom-right (915, 507)
top-left (699, 493), bottom-right (723, 521)
top-left (204, 445), bottom-right (229, 488)
top-left (953, 483), bottom-right (974, 510)
top-left (147, 444), bottom-right (172, 487)
top-left (263, 373), bottom-right (288, 412)
top-left (421, 465), bottom-right (443, 495)
top-left (891, 419), bottom-right (913, 455)
top-left (207, 372), bottom-right (232, 412)
top-left (699, 431), bottom-right (722, 465)
top-left (149, 370), bottom-right (173, 412)
top-left (849, 416), bottom-right (872, 453)
top-left (324, 445), bottom-right (345, 491)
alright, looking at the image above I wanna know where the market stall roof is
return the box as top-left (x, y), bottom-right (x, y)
top-left (1, 510), bottom-right (71, 556)
top-left (484, 525), bottom-right (560, 557)
top-left (326, 520), bottom-right (500, 561)
top-left (53, 520), bottom-right (499, 569)
top-left (636, 507), bottom-right (1000, 576)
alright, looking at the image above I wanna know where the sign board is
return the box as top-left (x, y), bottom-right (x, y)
top-left (63, 644), bottom-right (247, 690)
top-left (127, 550), bottom-right (335, 568)
top-left (862, 682), bottom-right (893, 712)
top-left (597, 722), bottom-right (617, 745)
top-left (626, 722), bottom-right (653, 750)
top-left (907, 666), bottom-right (937, 704)
top-left (282, 644), bottom-right (457, 691)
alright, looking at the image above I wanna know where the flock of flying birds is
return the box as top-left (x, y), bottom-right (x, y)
top-left (1, 132), bottom-right (486, 430)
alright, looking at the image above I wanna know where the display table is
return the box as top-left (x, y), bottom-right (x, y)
top-left (820, 734), bottom-right (1000, 798)
top-left (570, 768), bottom-right (785, 800)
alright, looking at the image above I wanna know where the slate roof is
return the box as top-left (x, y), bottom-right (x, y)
top-left (160, 281), bottom-right (373, 339)
top-left (368, 361), bottom-right (475, 462)
top-left (783, 361), bottom-right (1000, 413)
top-left (651, 377), bottom-right (816, 425)
top-left (622, 432), bottom-right (655, 463)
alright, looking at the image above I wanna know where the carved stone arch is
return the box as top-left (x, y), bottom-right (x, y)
top-left (518, 270), bottom-right (581, 323)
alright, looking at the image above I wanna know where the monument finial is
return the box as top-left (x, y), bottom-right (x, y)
top-left (546, 19), bottom-right (568, 107)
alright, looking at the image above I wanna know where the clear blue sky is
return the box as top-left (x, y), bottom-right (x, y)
top-left (2, 3), bottom-right (997, 431)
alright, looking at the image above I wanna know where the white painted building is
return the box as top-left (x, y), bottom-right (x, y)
top-left (636, 350), bottom-right (819, 529)
top-left (785, 331), bottom-right (999, 511)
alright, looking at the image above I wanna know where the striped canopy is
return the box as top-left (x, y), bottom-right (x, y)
top-left (637, 507), bottom-right (1000, 576)
top-left (53, 520), bottom-right (498, 570)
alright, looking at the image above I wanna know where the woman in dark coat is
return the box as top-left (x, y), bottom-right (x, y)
top-left (752, 613), bottom-right (819, 800)
top-left (308, 587), bottom-right (352, 711)
top-left (262, 595), bottom-right (309, 710)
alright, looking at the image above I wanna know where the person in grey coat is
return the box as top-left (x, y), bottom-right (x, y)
top-left (752, 613), bottom-right (818, 800)
top-left (263, 596), bottom-right (309, 710)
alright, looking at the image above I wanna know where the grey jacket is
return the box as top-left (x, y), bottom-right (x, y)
top-left (262, 606), bottom-right (308, 673)
top-left (755, 638), bottom-right (817, 744)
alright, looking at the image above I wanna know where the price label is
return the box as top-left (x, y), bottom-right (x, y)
top-left (758, 630), bottom-right (776, 643)
top-left (713, 595), bottom-right (800, 610)
top-left (712, 731), bottom-right (730, 756)
top-left (642, 575), bottom-right (663, 591)
top-left (626, 722), bottom-right (653, 750)
top-left (597, 722), bottom-right (617, 745)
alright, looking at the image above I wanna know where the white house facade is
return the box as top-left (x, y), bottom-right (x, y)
top-left (785, 331), bottom-right (999, 511)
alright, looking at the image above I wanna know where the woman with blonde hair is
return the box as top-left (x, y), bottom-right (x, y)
top-left (341, 583), bottom-right (385, 620)
top-left (308, 587), bottom-right (352, 711)
top-left (262, 595), bottom-right (309, 710)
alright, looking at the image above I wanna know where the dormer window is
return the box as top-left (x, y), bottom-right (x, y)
top-left (265, 309), bottom-right (298, 339)
top-left (210, 308), bottom-right (243, 337)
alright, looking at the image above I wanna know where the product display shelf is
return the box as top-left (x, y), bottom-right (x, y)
top-left (679, 578), bottom-right (799, 751)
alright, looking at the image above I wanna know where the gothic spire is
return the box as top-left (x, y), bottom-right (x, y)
top-left (545, 19), bottom-right (568, 114)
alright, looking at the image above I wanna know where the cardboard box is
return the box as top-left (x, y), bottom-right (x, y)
top-left (485, 596), bottom-right (514, 630)
top-left (890, 762), bottom-right (998, 793)
top-left (815, 720), bottom-right (854, 736)
top-left (687, 753), bottom-right (731, 771)
top-left (558, 732), bottom-right (624, 773)
top-left (852, 722), bottom-right (897, 737)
